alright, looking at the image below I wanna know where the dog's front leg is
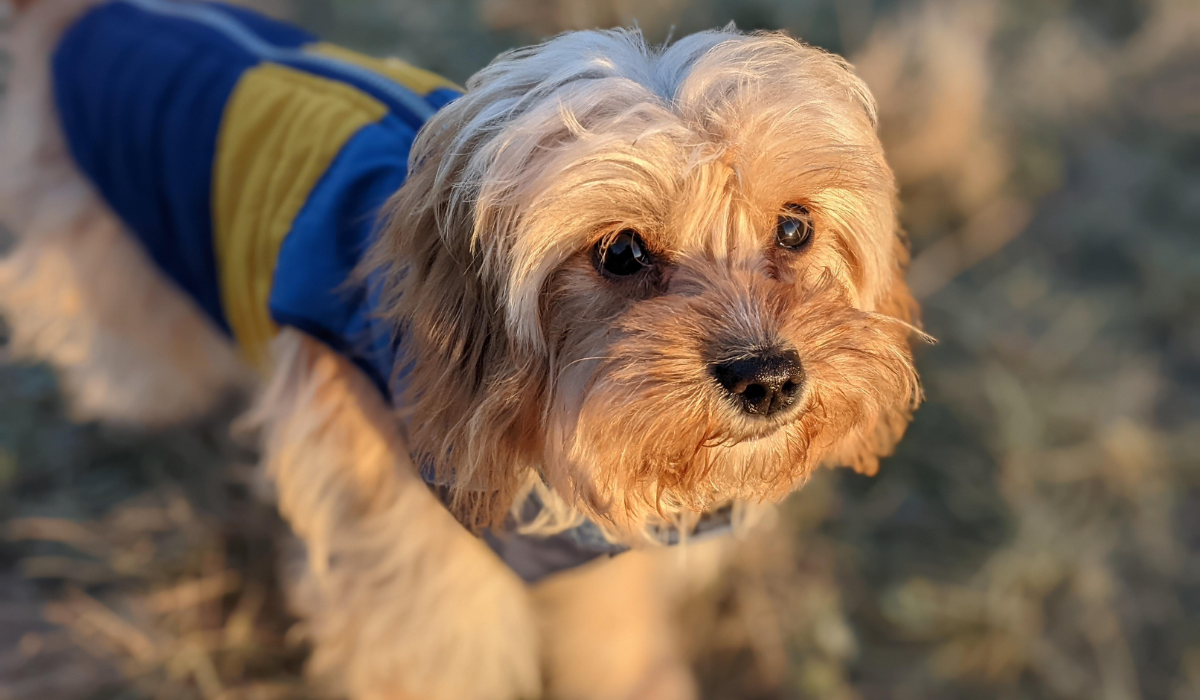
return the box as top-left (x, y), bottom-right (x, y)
top-left (534, 541), bottom-right (727, 700)
top-left (250, 330), bottom-right (541, 700)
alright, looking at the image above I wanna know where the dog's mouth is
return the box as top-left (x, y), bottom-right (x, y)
top-left (708, 392), bottom-right (811, 445)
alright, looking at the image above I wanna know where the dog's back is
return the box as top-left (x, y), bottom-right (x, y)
top-left (0, 0), bottom-right (461, 416)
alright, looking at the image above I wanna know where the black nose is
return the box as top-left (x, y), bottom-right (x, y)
top-left (712, 349), bottom-right (805, 417)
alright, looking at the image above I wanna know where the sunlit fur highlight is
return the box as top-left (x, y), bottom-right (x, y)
top-left (371, 27), bottom-right (921, 538)
top-left (248, 330), bottom-right (541, 700)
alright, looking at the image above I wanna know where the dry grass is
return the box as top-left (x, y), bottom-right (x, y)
top-left (0, 379), bottom-right (311, 700)
top-left (2, 0), bottom-right (1199, 698)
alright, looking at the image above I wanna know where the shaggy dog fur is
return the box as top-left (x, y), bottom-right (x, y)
top-left (0, 0), bottom-right (921, 697)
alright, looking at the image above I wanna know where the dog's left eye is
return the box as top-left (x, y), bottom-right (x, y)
top-left (776, 205), bottom-right (815, 250)
top-left (596, 229), bottom-right (652, 277)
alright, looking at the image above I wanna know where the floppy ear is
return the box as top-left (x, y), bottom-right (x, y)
top-left (830, 218), bottom-right (923, 477)
top-left (365, 104), bottom-right (546, 532)
top-left (875, 218), bottom-right (921, 328)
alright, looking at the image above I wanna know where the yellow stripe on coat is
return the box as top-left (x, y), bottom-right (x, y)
top-left (213, 63), bottom-right (388, 369)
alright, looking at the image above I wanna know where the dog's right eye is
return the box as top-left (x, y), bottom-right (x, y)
top-left (776, 204), bottom-right (814, 250)
top-left (596, 229), bottom-right (652, 277)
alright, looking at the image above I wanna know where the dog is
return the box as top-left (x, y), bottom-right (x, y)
top-left (0, 0), bottom-right (922, 698)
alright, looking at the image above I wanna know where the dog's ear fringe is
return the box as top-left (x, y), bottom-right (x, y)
top-left (877, 219), bottom-right (921, 328)
top-left (363, 86), bottom-right (546, 532)
top-left (834, 219), bottom-right (924, 477)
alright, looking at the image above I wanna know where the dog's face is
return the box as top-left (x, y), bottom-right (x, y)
top-left (372, 29), bottom-right (921, 538)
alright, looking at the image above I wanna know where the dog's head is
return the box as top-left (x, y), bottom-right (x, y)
top-left (370, 28), bottom-right (922, 539)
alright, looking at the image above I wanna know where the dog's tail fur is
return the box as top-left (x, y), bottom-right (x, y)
top-left (0, 0), bottom-right (253, 424)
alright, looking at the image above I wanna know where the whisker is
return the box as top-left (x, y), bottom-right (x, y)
top-left (865, 312), bottom-right (937, 344)
top-left (561, 354), bottom-right (619, 371)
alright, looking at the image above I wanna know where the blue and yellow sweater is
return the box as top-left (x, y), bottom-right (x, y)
top-left (54, 0), bottom-right (461, 395)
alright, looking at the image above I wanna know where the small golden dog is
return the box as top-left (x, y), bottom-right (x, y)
top-left (0, 0), bottom-right (921, 697)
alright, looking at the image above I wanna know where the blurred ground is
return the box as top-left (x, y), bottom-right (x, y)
top-left (1, 0), bottom-right (1199, 698)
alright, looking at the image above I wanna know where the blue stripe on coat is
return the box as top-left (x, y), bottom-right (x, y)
top-left (268, 115), bottom-right (418, 398)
